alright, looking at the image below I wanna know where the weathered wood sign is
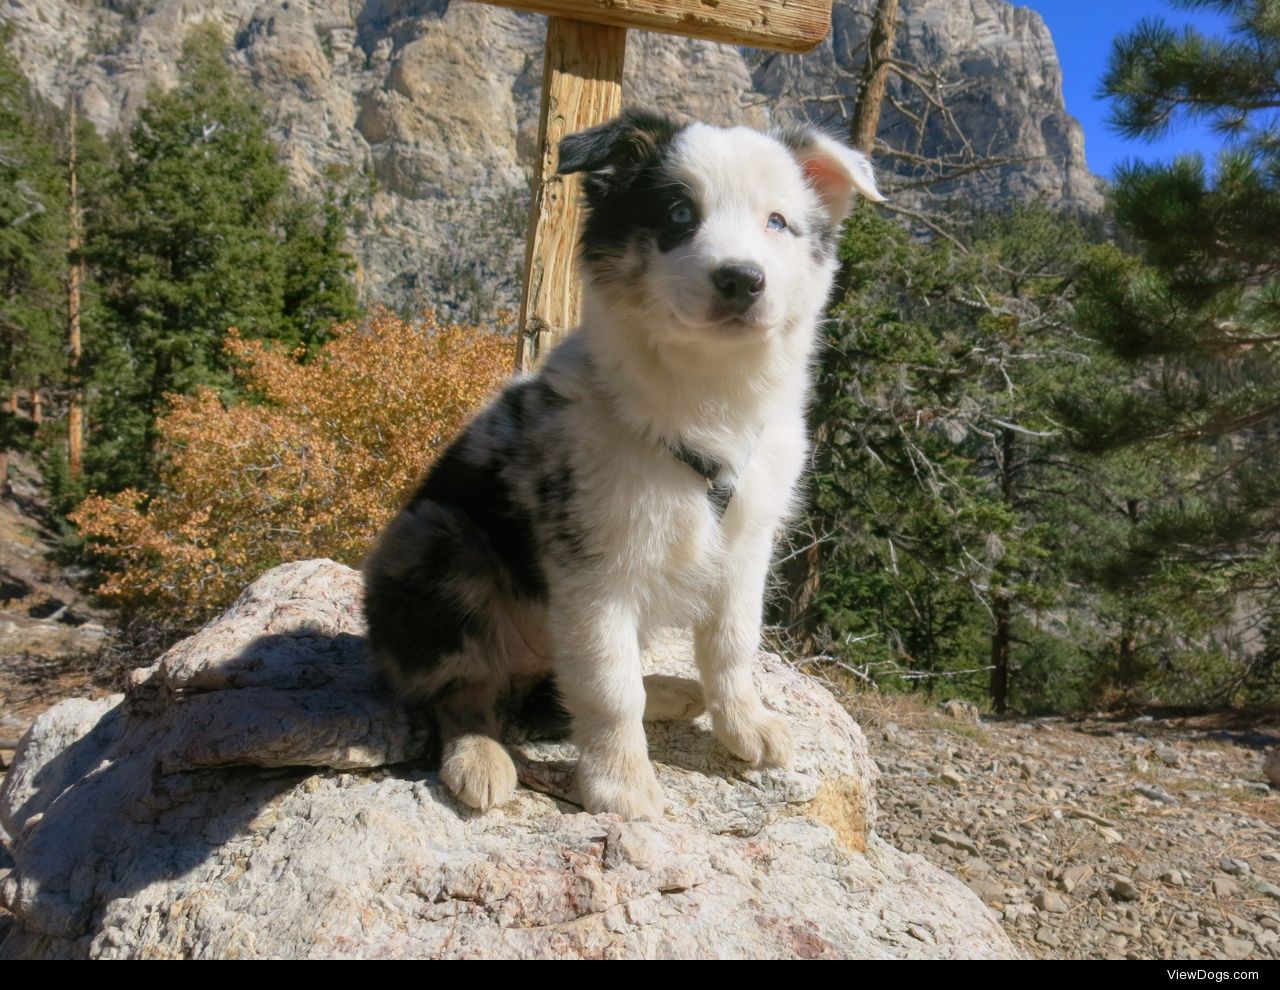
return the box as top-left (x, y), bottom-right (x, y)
top-left (472, 0), bottom-right (834, 371)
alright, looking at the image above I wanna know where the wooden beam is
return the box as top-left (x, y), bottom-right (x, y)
top-left (516, 17), bottom-right (626, 372)
top-left (473, 0), bottom-right (830, 53)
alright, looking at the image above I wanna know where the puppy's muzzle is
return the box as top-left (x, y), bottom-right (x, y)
top-left (711, 263), bottom-right (766, 316)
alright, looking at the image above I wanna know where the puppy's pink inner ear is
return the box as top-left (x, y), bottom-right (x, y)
top-left (803, 159), bottom-right (839, 185)
top-left (801, 158), bottom-right (856, 221)
top-left (797, 144), bottom-right (886, 219)
top-left (803, 158), bottom-right (847, 200)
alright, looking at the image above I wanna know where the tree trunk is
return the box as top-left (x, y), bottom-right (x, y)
top-left (67, 93), bottom-right (84, 479)
top-left (31, 390), bottom-right (42, 425)
top-left (1116, 497), bottom-right (1142, 689)
top-left (989, 428), bottom-right (1017, 713)
top-left (0, 392), bottom-right (13, 494)
top-left (849, 0), bottom-right (901, 154)
top-left (778, 534), bottom-right (823, 653)
top-left (990, 595), bottom-right (1010, 714)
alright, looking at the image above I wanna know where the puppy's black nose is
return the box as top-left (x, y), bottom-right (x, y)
top-left (712, 264), bottom-right (766, 311)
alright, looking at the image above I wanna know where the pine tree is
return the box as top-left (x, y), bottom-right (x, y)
top-left (86, 22), bottom-right (358, 491)
top-left (794, 206), bottom-right (1098, 709)
top-left (1064, 0), bottom-right (1280, 697)
top-left (0, 27), bottom-right (66, 486)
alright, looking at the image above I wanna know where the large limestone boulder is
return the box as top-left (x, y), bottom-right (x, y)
top-left (0, 560), bottom-right (1016, 959)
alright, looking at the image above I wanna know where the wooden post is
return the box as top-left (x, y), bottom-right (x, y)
top-left (516, 18), bottom-right (625, 372)
top-left (67, 93), bottom-right (84, 479)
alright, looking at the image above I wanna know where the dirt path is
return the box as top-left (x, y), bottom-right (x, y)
top-left (847, 692), bottom-right (1280, 960)
top-left (0, 455), bottom-right (115, 756)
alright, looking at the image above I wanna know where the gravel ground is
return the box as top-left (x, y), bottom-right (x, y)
top-left (846, 692), bottom-right (1280, 960)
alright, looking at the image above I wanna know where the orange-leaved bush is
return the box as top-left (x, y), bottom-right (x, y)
top-left (73, 310), bottom-right (512, 627)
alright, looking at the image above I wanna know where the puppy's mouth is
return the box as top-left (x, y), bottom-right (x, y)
top-left (668, 300), bottom-right (769, 334)
top-left (708, 306), bottom-right (769, 333)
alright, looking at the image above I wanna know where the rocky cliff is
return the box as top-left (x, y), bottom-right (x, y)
top-left (3, 0), bottom-right (1102, 314)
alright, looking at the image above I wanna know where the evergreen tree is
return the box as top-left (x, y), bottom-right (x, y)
top-left (279, 192), bottom-right (360, 352)
top-left (0, 27), bottom-right (66, 484)
top-left (1063, 0), bottom-right (1280, 698)
top-left (86, 22), bottom-right (358, 491)
top-left (793, 206), bottom-right (1098, 709)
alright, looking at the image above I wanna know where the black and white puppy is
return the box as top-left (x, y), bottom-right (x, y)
top-left (363, 109), bottom-right (883, 819)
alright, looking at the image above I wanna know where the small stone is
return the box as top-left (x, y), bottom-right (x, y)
top-left (1160, 870), bottom-right (1185, 886)
top-left (930, 830), bottom-right (979, 856)
top-left (991, 834), bottom-right (1020, 852)
top-left (1155, 744), bottom-right (1184, 767)
top-left (1222, 937), bottom-right (1255, 959)
top-left (1133, 783), bottom-right (1180, 806)
top-left (1255, 881), bottom-right (1280, 902)
top-left (1111, 877), bottom-right (1141, 902)
top-left (1035, 926), bottom-right (1061, 948)
top-left (1060, 865), bottom-right (1093, 893)
top-left (1219, 857), bottom-right (1250, 876)
top-left (1211, 878), bottom-right (1239, 898)
top-left (940, 767), bottom-right (966, 787)
top-left (967, 879), bottom-right (1006, 906)
top-left (1035, 891), bottom-right (1069, 914)
top-left (937, 699), bottom-right (980, 722)
top-left (1263, 748), bottom-right (1280, 788)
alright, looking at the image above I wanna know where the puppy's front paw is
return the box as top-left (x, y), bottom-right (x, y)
top-left (577, 748), bottom-right (666, 820)
top-left (712, 701), bottom-right (795, 768)
top-left (441, 736), bottom-right (518, 811)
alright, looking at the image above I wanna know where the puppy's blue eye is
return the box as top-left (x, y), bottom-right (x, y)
top-left (767, 212), bottom-right (788, 232)
top-left (669, 202), bottom-right (695, 226)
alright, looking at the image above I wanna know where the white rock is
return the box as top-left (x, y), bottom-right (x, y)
top-left (0, 561), bottom-right (1016, 960)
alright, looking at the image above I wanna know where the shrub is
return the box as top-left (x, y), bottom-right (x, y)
top-left (73, 310), bottom-right (512, 627)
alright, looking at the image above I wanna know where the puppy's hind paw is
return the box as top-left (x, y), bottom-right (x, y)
top-left (642, 674), bottom-right (706, 722)
top-left (713, 703), bottom-right (795, 768)
top-left (441, 735), bottom-right (518, 811)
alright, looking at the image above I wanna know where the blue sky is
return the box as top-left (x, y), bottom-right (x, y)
top-left (1018, 1), bottom-right (1235, 178)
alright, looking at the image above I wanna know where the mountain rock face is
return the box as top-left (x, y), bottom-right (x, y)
top-left (753, 0), bottom-right (1102, 213)
top-left (3, 0), bottom-right (1101, 314)
top-left (0, 559), bottom-right (1017, 959)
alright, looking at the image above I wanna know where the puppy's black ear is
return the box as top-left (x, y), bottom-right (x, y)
top-left (557, 108), bottom-right (681, 192)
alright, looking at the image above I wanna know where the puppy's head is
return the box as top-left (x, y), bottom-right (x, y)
top-left (558, 109), bottom-right (884, 344)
